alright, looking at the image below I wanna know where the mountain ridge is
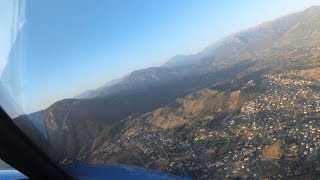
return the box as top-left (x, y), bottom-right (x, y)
top-left (76, 6), bottom-right (318, 99)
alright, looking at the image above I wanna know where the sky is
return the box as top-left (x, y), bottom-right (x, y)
top-left (1, 0), bottom-right (320, 114)
top-left (0, 0), bottom-right (13, 73)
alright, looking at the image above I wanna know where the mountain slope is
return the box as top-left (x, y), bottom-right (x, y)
top-left (164, 8), bottom-right (304, 68)
top-left (87, 66), bottom-right (320, 178)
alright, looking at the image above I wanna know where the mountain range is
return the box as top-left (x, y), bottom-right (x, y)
top-left (13, 6), bottom-right (320, 178)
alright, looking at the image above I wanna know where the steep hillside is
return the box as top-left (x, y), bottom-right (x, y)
top-left (87, 86), bottom-right (247, 164)
top-left (15, 61), bottom-right (251, 162)
top-left (225, 6), bottom-right (320, 68)
top-left (147, 88), bottom-right (244, 129)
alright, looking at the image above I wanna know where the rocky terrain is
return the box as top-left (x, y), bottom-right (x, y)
top-left (13, 6), bottom-right (320, 179)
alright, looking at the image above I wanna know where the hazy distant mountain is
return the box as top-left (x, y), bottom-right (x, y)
top-left (13, 6), bottom-right (320, 173)
top-left (164, 8), bottom-right (304, 68)
top-left (76, 78), bottom-right (122, 99)
top-left (76, 6), bottom-right (311, 100)
top-left (70, 5), bottom-right (320, 103)
top-left (163, 53), bottom-right (216, 68)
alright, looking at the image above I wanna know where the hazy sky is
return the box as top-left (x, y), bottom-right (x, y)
top-left (1, 0), bottom-right (320, 114)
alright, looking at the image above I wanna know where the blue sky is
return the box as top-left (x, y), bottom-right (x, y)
top-left (1, 0), bottom-right (320, 114)
top-left (0, 0), bottom-right (13, 73)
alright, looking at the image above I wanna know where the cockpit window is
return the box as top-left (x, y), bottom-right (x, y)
top-left (1, 1), bottom-right (320, 179)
